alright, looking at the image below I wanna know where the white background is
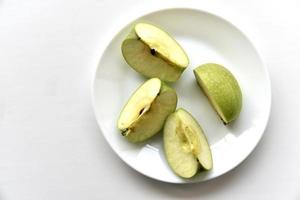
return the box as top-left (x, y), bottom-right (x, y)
top-left (0, 0), bottom-right (299, 199)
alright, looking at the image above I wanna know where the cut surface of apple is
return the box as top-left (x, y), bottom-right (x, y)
top-left (194, 63), bottom-right (242, 124)
top-left (121, 23), bottom-right (189, 82)
top-left (164, 108), bottom-right (213, 178)
top-left (117, 78), bottom-right (177, 143)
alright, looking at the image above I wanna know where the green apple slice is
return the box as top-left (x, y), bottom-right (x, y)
top-left (118, 78), bottom-right (177, 143)
top-left (193, 63), bottom-right (242, 124)
top-left (164, 108), bottom-right (213, 178)
top-left (121, 23), bottom-right (189, 82)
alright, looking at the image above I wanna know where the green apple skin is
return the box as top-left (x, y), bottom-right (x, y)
top-left (193, 63), bottom-right (242, 124)
top-left (164, 108), bottom-right (213, 178)
top-left (121, 23), bottom-right (189, 82)
top-left (118, 79), bottom-right (177, 143)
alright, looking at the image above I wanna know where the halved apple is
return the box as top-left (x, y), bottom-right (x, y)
top-left (194, 63), bottom-right (242, 124)
top-left (164, 108), bottom-right (213, 178)
top-left (117, 78), bottom-right (177, 143)
top-left (121, 23), bottom-right (189, 82)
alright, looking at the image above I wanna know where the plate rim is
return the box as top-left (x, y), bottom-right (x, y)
top-left (91, 4), bottom-right (272, 184)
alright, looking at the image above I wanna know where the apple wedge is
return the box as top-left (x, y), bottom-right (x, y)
top-left (194, 63), bottom-right (242, 124)
top-left (164, 108), bottom-right (213, 178)
top-left (121, 23), bottom-right (189, 82)
top-left (117, 78), bottom-right (177, 143)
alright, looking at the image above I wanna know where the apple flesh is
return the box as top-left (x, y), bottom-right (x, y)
top-left (194, 63), bottom-right (242, 124)
top-left (118, 78), bottom-right (177, 143)
top-left (121, 23), bottom-right (189, 82)
top-left (164, 108), bottom-right (213, 178)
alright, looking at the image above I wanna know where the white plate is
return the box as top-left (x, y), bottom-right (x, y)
top-left (92, 7), bottom-right (271, 183)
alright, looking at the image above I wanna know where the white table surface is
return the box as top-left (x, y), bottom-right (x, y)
top-left (0, 0), bottom-right (299, 199)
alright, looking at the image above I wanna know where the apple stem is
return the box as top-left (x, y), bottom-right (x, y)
top-left (150, 49), bottom-right (156, 56)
